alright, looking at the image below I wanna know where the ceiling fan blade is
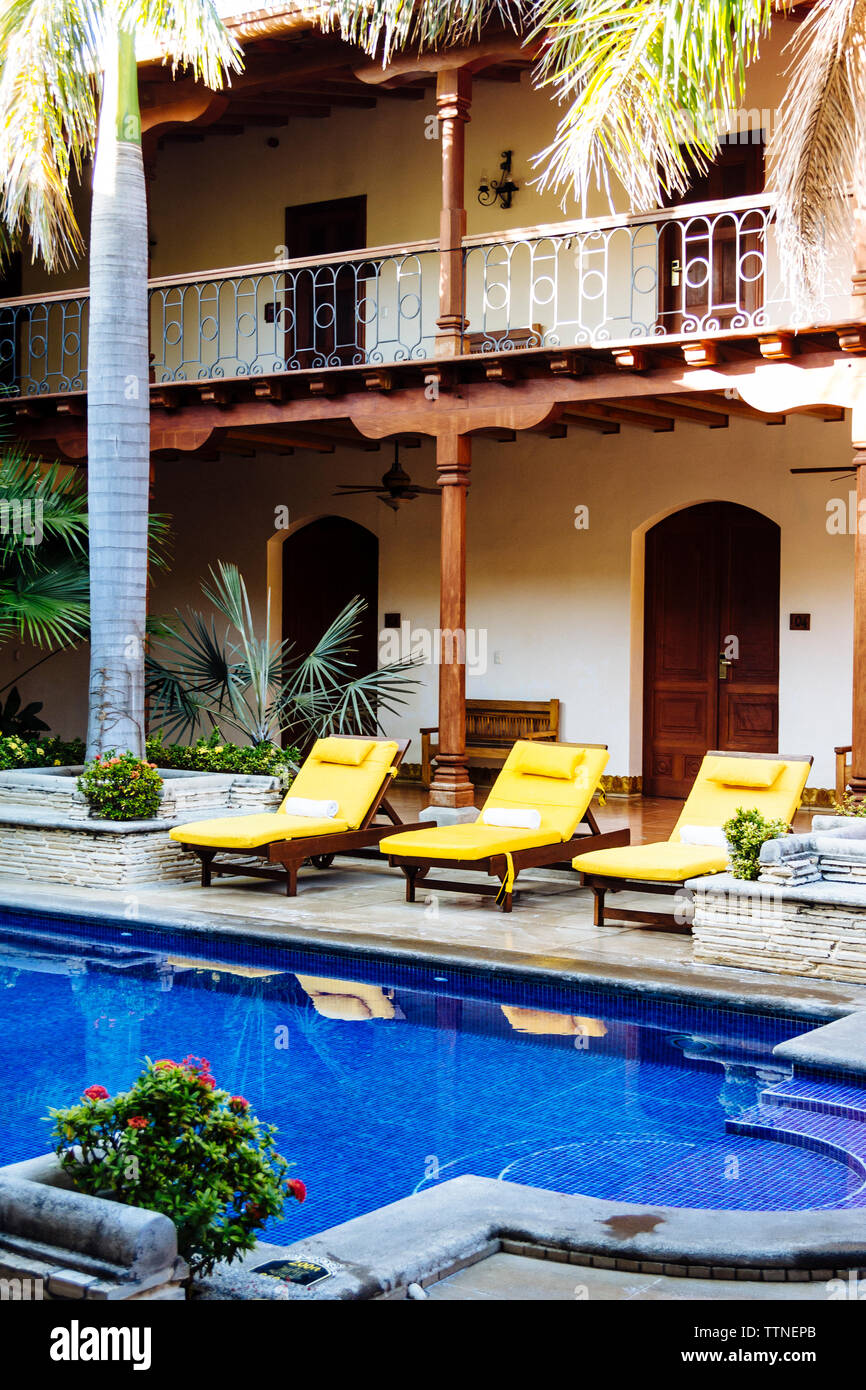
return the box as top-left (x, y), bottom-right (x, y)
top-left (790, 467), bottom-right (855, 475)
top-left (333, 485), bottom-right (382, 494)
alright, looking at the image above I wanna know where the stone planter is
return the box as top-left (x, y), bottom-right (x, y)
top-left (0, 1153), bottom-right (187, 1300)
top-left (0, 766), bottom-right (284, 887)
top-left (691, 817), bottom-right (866, 983)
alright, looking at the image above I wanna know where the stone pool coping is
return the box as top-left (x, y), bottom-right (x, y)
top-left (198, 1175), bottom-right (866, 1301)
top-left (3, 878), bottom-right (866, 1020)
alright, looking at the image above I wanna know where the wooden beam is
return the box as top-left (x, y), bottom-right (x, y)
top-left (659, 392), bottom-right (786, 426)
top-left (575, 402), bottom-right (675, 432)
top-left (226, 428), bottom-right (334, 453)
top-left (560, 412), bottom-right (620, 434)
top-left (613, 396), bottom-right (728, 428)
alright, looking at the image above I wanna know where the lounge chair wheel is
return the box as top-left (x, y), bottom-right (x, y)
top-left (309, 854), bottom-right (335, 870)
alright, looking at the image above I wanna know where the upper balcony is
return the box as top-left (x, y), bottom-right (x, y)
top-left (0, 193), bottom-right (852, 402)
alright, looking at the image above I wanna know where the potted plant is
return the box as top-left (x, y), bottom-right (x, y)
top-left (49, 1056), bottom-right (304, 1283)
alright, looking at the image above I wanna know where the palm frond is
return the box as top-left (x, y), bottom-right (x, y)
top-left (318, 0), bottom-right (527, 63)
top-left (135, 0), bottom-right (243, 88)
top-left (767, 0), bottom-right (866, 314)
top-left (0, 0), bottom-right (103, 268)
top-left (531, 0), bottom-right (774, 210)
top-left (0, 556), bottom-right (89, 646)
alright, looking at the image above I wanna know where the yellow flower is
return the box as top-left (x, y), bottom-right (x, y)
top-left (54, 759), bottom-right (61, 766)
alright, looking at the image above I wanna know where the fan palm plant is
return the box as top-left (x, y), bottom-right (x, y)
top-left (146, 561), bottom-right (419, 747)
top-left (0, 2), bottom-right (240, 760)
top-left (323, 0), bottom-right (866, 312)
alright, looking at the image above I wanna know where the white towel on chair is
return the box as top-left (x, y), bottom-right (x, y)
top-left (482, 807), bottom-right (542, 831)
top-left (679, 824), bottom-right (729, 850)
top-left (281, 797), bottom-right (339, 819)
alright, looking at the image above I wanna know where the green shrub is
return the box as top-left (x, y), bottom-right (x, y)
top-left (78, 751), bottom-right (163, 821)
top-left (0, 733), bottom-right (86, 770)
top-left (834, 791), bottom-right (866, 818)
top-left (146, 728), bottom-right (297, 781)
top-left (723, 807), bottom-right (790, 880)
top-left (49, 1058), bottom-right (303, 1278)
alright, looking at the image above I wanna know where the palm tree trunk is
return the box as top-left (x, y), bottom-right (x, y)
top-left (85, 20), bottom-right (149, 758)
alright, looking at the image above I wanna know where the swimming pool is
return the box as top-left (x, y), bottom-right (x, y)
top-left (0, 908), bottom-right (862, 1245)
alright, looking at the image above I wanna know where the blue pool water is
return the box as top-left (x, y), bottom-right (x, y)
top-left (0, 909), bottom-right (862, 1244)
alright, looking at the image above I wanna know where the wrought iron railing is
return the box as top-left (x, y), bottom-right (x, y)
top-left (462, 194), bottom-right (845, 352)
top-left (0, 195), bottom-right (850, 397)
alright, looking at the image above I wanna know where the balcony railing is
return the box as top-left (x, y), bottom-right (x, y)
top-left (0, 195), bottom-right (850, 398)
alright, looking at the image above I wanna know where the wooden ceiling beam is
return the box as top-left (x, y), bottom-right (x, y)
top-left (226, 428), bottom-right (334, 453)
top-left (671, 392), bottom-right (786, 425)
top-left (613, 396), bottom-right (728, 428)
top-left (560, 412), bottom-right (620, 434)
top-left (575, 402), bottom-right (675, 431)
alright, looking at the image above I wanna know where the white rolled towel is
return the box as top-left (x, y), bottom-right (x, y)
top-left (281, 797), bottom-right (339, 819)
top-left (679, 824), bottom-right (729, 850)
top-left (482, 807), bottom-right (542, 831)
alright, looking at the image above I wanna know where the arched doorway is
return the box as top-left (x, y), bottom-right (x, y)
top-left (281, 514), bottom-right (379, 709)
top-left (643, 501), bottom-right (780, 798)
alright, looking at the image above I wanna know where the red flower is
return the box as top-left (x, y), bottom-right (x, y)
top-left (154, 1059), bottom-right (178, 1070)
top-left (82, 1084), bottom-right (109, 1102)
top-left (126, 1115), bottom-right (148, 1129)
top-left (199, 1074), bottom-right (216, 1090)
top-left (286, 1178), bottom-right (306, 1203)
top-left (244, 1201), bottom-right (262, 1221)
top-left (228, 1095), bottom-right (249, 1113)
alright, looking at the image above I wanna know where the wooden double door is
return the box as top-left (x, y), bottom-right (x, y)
top-left (643, 502), bottom-right (780, 798)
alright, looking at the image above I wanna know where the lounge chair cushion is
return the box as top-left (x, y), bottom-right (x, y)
top-left (170, 813), bottom-right (350, 851)
top-left (380, 822), bottom-right (555, 861)
top-left (705, 756), bottom-right (784, 789)
top-left (670, 754), bottom-right (810, 842)
top-left (484, 742), bottom-right (609, 839)
top-left (515, 744), bottom-right (584, 779)
top-left (280, 738), bottom-right (398, 829)
top-left (573, 840), bottom-right (729, 882)
top-left (315, 737), bottom-right (376, 766)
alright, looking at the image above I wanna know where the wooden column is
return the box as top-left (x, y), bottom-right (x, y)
top-left (850, 423), bottom-right (866, 796)
top-left (429, 432), bottom-right (475, 807)
top-left (435, 68), bottom-right (471, 357)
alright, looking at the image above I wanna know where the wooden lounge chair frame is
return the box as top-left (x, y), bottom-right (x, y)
top-left (387, 744), bottom-right (630, 913)
top-left (179, 737), bottom-right (424, 897)
top-left (579, 749), bottom-right (814, 933)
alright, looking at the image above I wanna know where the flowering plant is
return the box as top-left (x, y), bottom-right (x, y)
top-left (49, 1057), bottom-right (302, 1277)
top-left (77, 750), bottom-right (163, 820)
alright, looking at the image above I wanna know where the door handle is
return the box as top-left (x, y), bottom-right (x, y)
top-left (719, 655), bottom-right (733, 680)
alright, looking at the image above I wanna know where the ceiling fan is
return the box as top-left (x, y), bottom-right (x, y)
top-left (333, 442), bottom-right (439, 512)
top-left (790, 466), bottom-right (856, 480)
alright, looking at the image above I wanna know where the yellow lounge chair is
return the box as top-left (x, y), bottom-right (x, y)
top-left (170, 735), bottom-right (422, 896)
top-left (380, 740), bottom-right (629, 913)
top-left (574, 749), bottom-right (813, 933)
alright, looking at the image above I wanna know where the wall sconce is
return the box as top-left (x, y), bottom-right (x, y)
top-left (478, 150), bottom-right (518, 210)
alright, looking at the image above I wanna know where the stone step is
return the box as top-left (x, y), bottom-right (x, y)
top-left (727, 1104), bottom-right (866, 1201)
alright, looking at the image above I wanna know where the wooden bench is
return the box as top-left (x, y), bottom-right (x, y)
top-left (421, 698), bottom-right (560, 788)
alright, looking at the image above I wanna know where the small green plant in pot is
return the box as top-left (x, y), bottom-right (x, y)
top-left (78, 750), bottom-right (163, 820)
top-left (49, 1057), bottom-right (305, 1280)
top-left (723, 807), bottom-right (790, 880)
